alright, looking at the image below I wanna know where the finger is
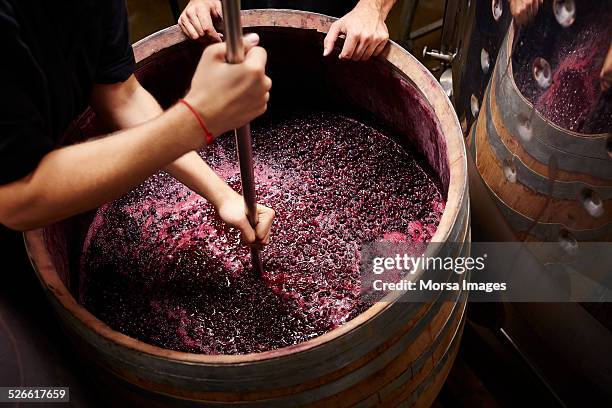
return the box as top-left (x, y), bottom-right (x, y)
top-left (239, 224), bottom-right (257, 245)
top-left (187, 11), bottom-right (205, 37)
top-left (196, 8), bottom-right (222, 42)
top-left (260, 233), bottom-right (270, 246)
top-left (243, 33), bottom-right (260, 54)
top-left (373, 40), bottom-right (387, 56)
top-left (340, 33), bottom-right (359, 60)
top-left (323, 22), bottom-right (342, 56)
top-left (263, 76), bottom-right (272, 91)
top-left (254, 218), bottom-right (273, 243)
top-left (244, 46), bottom-right (267, 70)
top-left (360, 39), bottom-right (380, 61)
top-left (182, 20), bottom-right (200, 39)
top-left (206, 41), bottom-right (229, 60)
top-left (205, 37), bottom-right (256, 61)
top-left (255, 207), bottom-right (275, 242)
top-left (213, 0), bottom-right (223, 18)
top-left (205, 29), bottom-right (222, 43)
top-left (352, 38), bottom-right (368, 61)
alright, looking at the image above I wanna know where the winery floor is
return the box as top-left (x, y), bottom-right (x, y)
top-left (435, 315), bottom-right (562, 408)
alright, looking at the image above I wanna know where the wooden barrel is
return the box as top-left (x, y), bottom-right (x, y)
top-left (24, 10), bottom-right (469, 407)
top-left (470, 23), bottom-right (612, 243)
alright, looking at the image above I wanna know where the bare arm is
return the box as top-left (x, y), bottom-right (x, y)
top-left (323, 0), bottom-right (396, 61)
top-left (90, 75), bottom-right (233, 205)
top-left (0, 38), bottom-right (271, 234)
top-left (0, 105), bottom-right (201, 231)
top-left (509, 0), bottom-right (543, 26)
top-left (90, 74), bottom-right (274, 246)
top-left (601, 42), bottom-right (612, 92)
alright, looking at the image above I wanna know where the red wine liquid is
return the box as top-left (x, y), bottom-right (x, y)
top-left (80, 112), bottom-right (444, 355)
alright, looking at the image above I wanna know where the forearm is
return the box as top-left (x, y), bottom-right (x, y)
top-left (90, 76), bottom-right (236, 209)
top-left (0, 106), bottom-right (201, 231)
top-left (168, 154), bottom-right (239, 209)
top-left (603, 43), bottom-right (612, 74)
top-left (357, 0), bottom-right (396, 19)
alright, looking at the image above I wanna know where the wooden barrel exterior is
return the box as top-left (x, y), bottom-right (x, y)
top-left (23, 10), bottom-right (469, 407)
top-left (469, 24), bottom-right (612, 243)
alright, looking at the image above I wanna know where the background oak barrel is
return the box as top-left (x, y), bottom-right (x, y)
top-left (469, 23), bottom-right (612, 245)
top-left (24, 10), bottom-right (469, 407)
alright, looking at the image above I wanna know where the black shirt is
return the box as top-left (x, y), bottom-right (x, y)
top-left (0, 1), bottom-right (135, 321)
top-left (0, 0), bottom-right (135, 185)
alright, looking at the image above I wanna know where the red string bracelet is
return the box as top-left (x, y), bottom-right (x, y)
top-left (178, 98), bottom-right (214, 145)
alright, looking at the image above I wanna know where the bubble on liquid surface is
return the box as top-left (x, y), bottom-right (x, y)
top-left (532, 58), bottom-right (552, 90)
top-left (553, 0), bottom-right (576, 27)
top-left (80, 112), bottom-right (445, 355)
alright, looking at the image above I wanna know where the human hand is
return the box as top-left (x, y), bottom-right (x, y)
top-left (216, 191), bottom-right (275, 249)
top-left (601, 44), bottom-right (612, 92)
top-left (184, 33), bottom-right (271, 140)
top-left (178, 0), bottom-right (223, 41)
top-left (323, 0), bottom-right (390, 61)
top-left (510, 0), bottom-right (543, 26)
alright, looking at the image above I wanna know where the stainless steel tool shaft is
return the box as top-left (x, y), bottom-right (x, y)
top-left (222, 0), bottom-right (264, 276)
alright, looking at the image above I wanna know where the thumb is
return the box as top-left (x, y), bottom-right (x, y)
top-left (238, 219), bottom-right (257, 245)
top-left (323, 22), bottom-right (342, 56)
top-left (243, 33), bottom-right (260, 54)
top-left (205, 41), bottom-right (229, 61)
top-left (204, 33), bottom-right (259, 61)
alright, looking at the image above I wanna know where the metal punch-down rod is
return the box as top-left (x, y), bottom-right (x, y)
top-left (222, 0), bottom-right (264, 276)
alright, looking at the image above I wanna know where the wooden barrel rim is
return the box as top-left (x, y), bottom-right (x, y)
top-left (494, 43), bottom-right (612, 174)
top-left (488, 68), bottom-right (612, 186)
top-left (23, 9), bottom-right (467, 367)
top-left (486, 81), bottom-right (612, 198)
top-left (502, 25), bottom-right (610, 140)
